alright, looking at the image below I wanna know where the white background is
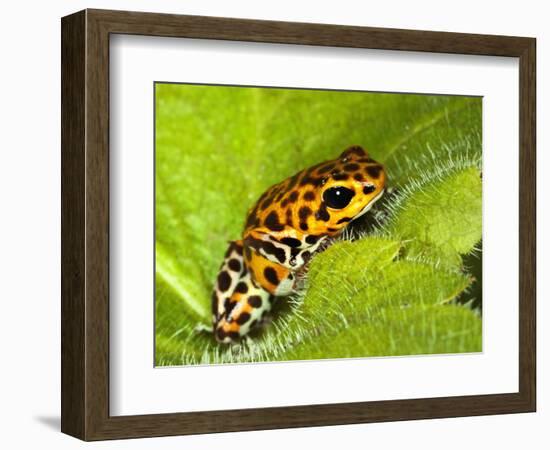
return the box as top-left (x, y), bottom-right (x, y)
top-left (110, 35), bottom-right (519, 415)
top-left (0, 0), bottom-right (547, 449)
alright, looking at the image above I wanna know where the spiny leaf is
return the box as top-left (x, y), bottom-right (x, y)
top-left (285, 304), bottom-right (482, 360)
top-left (386, 166), bottom-right (482, 269)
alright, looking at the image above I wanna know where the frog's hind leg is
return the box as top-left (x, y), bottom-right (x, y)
top-left (214, 272), bottom-right (273, 343)
top-left (211, 240), bottom-right (245, 326)
top-left (212, 241), bottom-right (272, 343)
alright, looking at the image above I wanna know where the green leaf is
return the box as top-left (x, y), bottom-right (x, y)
top-left (155, 84), bottom-right (482, 366)
top-left (285, 304), bottom-right (482, 360)
top-left (386, 167), bottom-right (482, 269)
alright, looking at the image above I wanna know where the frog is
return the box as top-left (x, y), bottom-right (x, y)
top-left (211, 145), bottom-right (386, 343)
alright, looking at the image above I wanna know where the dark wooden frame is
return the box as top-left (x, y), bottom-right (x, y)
top-left (61, 8), bottom-right (536, 441)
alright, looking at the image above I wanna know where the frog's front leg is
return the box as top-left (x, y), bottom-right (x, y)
top-left (212, 241), bottom-right (276, 343)
top-left (244, 245), bottom-right (296, 296)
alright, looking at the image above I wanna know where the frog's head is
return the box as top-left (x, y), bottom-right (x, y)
top-left (312, 145), bottom-right (386, 235)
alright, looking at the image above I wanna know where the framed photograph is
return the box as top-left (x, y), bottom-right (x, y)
top-left (61, 9), bottom-right (536, 441)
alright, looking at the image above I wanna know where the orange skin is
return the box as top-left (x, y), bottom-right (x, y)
top-left (212, 145), bottom-right (386, 343)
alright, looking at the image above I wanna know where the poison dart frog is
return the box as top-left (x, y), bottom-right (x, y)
top-left (212, 145), bottom-right (386, 343)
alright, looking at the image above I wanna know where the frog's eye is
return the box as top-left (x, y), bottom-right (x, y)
top-left (323, 186), bottom-right (355, 209)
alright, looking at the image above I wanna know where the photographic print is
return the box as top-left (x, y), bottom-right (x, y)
top-left (61, 10), bottom-right (536, 439)
top-left (155, 83), bottom-right (482, 366)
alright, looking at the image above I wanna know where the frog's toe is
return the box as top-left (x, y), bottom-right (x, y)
top-left (215, 326), bottom-right (241, 344)
top-left (194, 323), bottom-right (213, 335)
